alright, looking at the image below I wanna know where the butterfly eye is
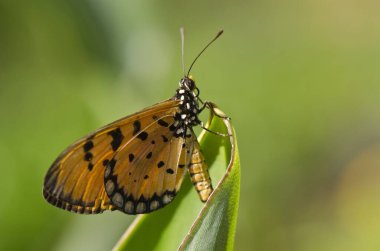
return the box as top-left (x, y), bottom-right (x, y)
top-left (180, 77), bottom-right (196, 91)
top-left (187, 78), bottom-right (195, 90)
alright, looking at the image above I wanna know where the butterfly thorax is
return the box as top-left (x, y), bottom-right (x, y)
top-left (171, 77), bottom-right (201, 138)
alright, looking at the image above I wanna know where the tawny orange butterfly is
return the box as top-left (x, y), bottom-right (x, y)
top-left (43, 29), bottom-right (227, 214)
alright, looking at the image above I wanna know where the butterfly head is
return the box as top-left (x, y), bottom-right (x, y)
top-left (180, 76), bottom-right (196, 91)
top-left (179, 75), bottom-right (200, 99)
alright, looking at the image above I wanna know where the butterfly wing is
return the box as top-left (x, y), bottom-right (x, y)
top-left (43, 99), bottom-right (181, 214)
top-left (104, 119), bottom-right (197, 214)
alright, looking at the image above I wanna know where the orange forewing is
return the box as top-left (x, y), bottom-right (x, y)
top-left (43, 99), bottom-right (181, 214)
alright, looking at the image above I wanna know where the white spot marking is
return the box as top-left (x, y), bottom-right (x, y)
top-left (104, 165), bottom-right (111, 178)
top-left (181, 114), bottom-right (187, 119)
top-left (125, 201), bottom-right (134, 213)
top-left (162, 194), bottom-right (173, 204)
top-left (112, 193), bottom-right (124, 208)
top-left (179, 89), bottom-right (185, 94)
top-left (105, 180), bottom-right (115, 195)
top-left (136, 202), bottom-right (146, 213)
top-left (150, 200), bottom-right (160, 211)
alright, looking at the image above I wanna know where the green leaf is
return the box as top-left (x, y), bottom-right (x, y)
top-left (113, 104), bottom-right (240, 251)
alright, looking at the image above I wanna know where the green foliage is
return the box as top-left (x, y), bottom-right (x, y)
top-left (114, 105), bottom-right (240, 251)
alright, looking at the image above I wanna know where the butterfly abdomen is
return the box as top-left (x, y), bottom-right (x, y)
top-left (188, 143), bottom-right (213, 202)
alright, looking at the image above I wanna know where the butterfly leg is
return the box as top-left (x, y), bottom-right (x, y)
top-left (200, 121), bottom-right (230, 137)
top-left (197, 101), bottom-right (232, 137)
top-left (198, 100), bottom-right (231, 120)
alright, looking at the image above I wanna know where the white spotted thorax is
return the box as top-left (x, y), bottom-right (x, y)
top-left (172, 76), bottom-right (202, 138)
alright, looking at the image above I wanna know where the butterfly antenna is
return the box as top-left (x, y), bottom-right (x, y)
top-left (187, 29), bottom-right (224, 77)
top-left (180, 27), bottom-right (186, 77)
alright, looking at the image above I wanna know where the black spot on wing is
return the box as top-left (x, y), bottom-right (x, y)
top-left (137, 131), bottom-right (148, 141)
top-left (83, 141), bottom-right (94, 152)
top-left (157, 161), bottom-right (165, 168)
top-left (88, 163), bottom-right (94, 171)
top-left (108, 128), bottom-right (124, 151)
top-left (161, 135), bottom-right (168, 142)
top-left (146, 152), bottom-right (152, 159)
top-left (129, 154), bottom-right (135, 162)
top-left (133, 120), bottom-right (141, 135)
top-left (157, 119), bottom-right (169, 127)
top-left (166, 168), bottom-right (174, 174)
top-left (84, 152), bottom-right (93, 161)
top-left (102, 159), bottom-right (109, 166)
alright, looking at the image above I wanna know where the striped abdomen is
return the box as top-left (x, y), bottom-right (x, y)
top-left (188, 144), bottom-right (213, 202)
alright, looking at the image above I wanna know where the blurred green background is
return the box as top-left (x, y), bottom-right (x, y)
top-left (1, 1), bottom-right (380, 250)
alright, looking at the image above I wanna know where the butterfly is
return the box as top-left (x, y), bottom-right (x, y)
top-left (43, 29), bottom-right (226, 214)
